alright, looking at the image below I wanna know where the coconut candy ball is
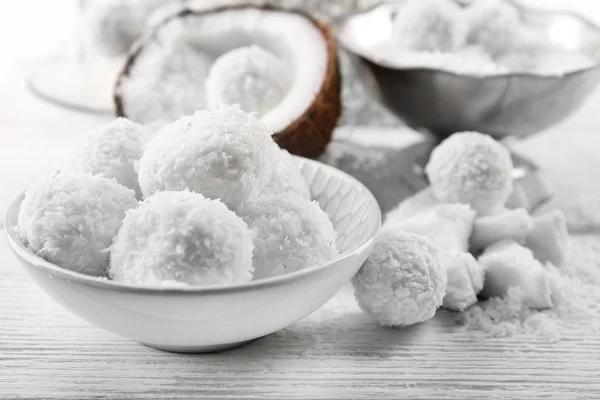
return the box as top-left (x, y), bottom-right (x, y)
top-left (238, 192), bottom-right (338, 280)
top-left (463, 0), bottom-right (522, 57)
top-left (352, 230), bottom-right (447, 327)
top-left (62, 118), bottom-right (149, 199)
top-left (425, 131), bottom-right (513, 215)
top-left (110, 191), bottom-right (254, 286)
top-left (205, 45), bottom-right (291, 117)
top-left (263, 149), bottom-right (311, 201)
top-left (391, 0), bottom-right (465, 52)
top-left (138, 104), bottom-right (279, 210)
top-left (17, 172), bottom-right (138, 276)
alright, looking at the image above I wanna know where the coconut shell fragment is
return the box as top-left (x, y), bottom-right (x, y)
top-left (114, 4), bottom-right (341, 159)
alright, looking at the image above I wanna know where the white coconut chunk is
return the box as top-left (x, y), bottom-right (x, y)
top-left (442, 251), bottom-right (485, 312)
top-left (385, 187), bottom-right (439, 223)
top-left (205, 45), bottom-right (291, 117)
top-left (470, 207), bottom-right (534, 251)
top-left (525, 210), bottom-right (569, 267)
top-left (118, 20), bottom-right (213, 124)
top-left (386, 203), bottom-right (476, 252)
top-left (478, 240), bottom-right (553, 309)
top-left (118, 8), bottom-right (328, 133)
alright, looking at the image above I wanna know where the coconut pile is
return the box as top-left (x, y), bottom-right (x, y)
top-left (114, 4), bottom-right (341, 159)
top-left (374, 0), bottom-right (596, 76)
top-left (16, 105), bottom-right (339, 287)
top-left (353, 131), bottom-right (570, 327)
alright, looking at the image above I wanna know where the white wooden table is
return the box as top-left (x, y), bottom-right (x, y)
top-left (3, 2), bottom-right (600, 398)
top-left (2, 62), bottom-right (600, 399)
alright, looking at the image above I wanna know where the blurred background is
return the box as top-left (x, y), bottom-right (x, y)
top-left (2, 0), bottom-right (600, 219)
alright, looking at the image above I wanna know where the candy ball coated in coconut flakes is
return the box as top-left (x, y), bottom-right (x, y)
top-left (205, 45), bottom-right (291, 117)
top-left (17, 172), bottom-right (138, 276)
top-left (62, 118), bottom-right (149, 199)
top-left (463, 0), bottom-right (522, 57)
top-left (263, 149), bottom-right (311, 201)
top-left (238, 192), bottom-right (338, 280)
top-left (138, 105), bottom-right (279, 210)
top-left (109, 191), bottom-right (254, 286)
top-left (392, 0), bottom-right (465, 52)
top-left (352, 230), bottom-right (447, 327)
top-left (425, 132), bottom-right (513, 215)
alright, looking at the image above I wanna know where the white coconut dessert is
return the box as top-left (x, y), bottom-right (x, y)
top-left (115, 4), bottom-right (341, 158)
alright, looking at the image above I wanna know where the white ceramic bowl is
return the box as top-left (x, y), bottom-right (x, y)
top-left (5, 157), bottom-right (381, 353)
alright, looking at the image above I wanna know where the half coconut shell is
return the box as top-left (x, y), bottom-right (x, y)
top-left (114, 4), bottom-right (341, 159)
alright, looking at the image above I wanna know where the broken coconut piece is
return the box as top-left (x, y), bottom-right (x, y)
top-left (115, 4), bottom-right (341, 159)
top-left (478, 240), bottom-right (553, 309)
top-left (385, 187), bottom-right (439, 223)
top-left (470, 207), bottom-right (534, 251)
top-left (525, 210), bottom-right (569, 267)
top-left (386, 203), bottom-right (476, 252)
top-left (442, 251), bottom-right (485, 312)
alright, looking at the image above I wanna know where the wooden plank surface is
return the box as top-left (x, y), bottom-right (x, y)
top-left (3, 1), bottom-right (600, 398)
top-left (3, 233), bottom-right (600, 399)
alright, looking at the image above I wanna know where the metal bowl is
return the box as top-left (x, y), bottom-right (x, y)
top-left (337, 1), bottom-right (600, 139)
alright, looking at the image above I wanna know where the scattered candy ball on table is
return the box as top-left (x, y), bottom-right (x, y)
top-left (17, 172), bottom-right (138, 276)
top-left (425, 131), bottom-right (513, 215)
top-left (238, 192), bottom-right (338, 280)
top-left (353, 230), bottom-right (447, 327)
top-left (110, 191), bottom-right (254, 287)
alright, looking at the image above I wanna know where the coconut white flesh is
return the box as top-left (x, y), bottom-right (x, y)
top-left (385, 187), bottom-right (439, 223)
top-left (386, 203), bottom-right (476, 253)
top-left (442, 251), bottom-right (485, 312)
top-left (478, 240), bottom-right (553, 309)
top-left (525, 210), bottom-right (568, 267)
top-left (470, 207), bottom-right (534, 251)
top-left (119, 8), bottom-right (328, 133)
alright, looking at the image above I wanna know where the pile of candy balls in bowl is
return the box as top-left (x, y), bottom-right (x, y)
top-left (353, 131), bottom-right (568, 327)
top-left (16, 105), bottom-right (339, 287)
top-left (379, 0), bottom-right (596, 76)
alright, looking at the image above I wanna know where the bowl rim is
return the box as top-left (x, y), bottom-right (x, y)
top-left (336, 0), bottom-right (600, 80)
top-left (5, 157), bottom-right (381, 295)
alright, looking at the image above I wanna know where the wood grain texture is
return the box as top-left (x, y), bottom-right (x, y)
top-left (3, 234), bottom-right (600, 399)
top-left (2, 0), bottom-right (600, 395)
